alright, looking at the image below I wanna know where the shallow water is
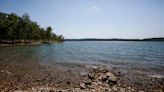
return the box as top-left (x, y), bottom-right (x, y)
top-left (0, 41), bottom-right (164, 77)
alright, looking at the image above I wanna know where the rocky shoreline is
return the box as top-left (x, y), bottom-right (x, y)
top-left (0, 63), bottom-right (163, 92)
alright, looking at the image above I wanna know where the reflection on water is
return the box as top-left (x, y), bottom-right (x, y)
top-left (0, 41), bottom-right (164, 76)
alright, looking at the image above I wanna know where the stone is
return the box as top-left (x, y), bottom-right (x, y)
top-left (98, 74), bottom-right (108, 82)
top-left (80, 83), bottom-right (85, 89)
top-left (88, 73), bottom-right (95, 80)
top-left (58, 90), bottom-right (62, 92)
top-left (106, 72), bottom-right (117, 82)
top-left (66, 81), bottom-right (71, 84)
top-left (85, 81), bottom-right (92, 85)
top-left (119, 88), bottom-right (126, 92)
top-left (49, 89), bottom-right (55, 92)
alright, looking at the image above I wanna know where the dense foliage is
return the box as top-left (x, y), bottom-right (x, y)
top-left (0, 12), bottom-right (64, 43)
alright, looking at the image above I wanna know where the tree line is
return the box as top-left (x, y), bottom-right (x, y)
top-left (0, 12), bottom-right (64, 44)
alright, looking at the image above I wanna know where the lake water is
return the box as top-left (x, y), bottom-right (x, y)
top-left (0, 41), bottom-right (164, 77)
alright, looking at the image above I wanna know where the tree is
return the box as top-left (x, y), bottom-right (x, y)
top-left (21, 13), bottom-right (31, 40)
top-left (58, 35), bottom-right (64, 42)
top-left (0, 13), bottom-right (8, 40)
top-left (46, 26), bottom-right (53, 41)
top-left (7, 13), bottom-right (19, 42)
top-left (0, 12), bottom-right (64, 44)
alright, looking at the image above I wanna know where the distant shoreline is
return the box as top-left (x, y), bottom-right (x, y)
top-left (65, 37), bottom-right (164, 41)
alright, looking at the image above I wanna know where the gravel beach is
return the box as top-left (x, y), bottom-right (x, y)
top-left (0, 61), bottom-right (163, 92)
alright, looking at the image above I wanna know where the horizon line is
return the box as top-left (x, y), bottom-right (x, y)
top-left (65, 37), bottom-right (164, 40)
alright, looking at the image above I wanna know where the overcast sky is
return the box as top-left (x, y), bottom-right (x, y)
top-left (0, 0), bottom-right (164, 39)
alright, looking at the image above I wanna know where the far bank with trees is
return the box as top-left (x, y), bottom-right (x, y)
top-left (0, 12), bottom-right (64, 44)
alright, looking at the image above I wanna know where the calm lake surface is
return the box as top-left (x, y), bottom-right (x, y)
top-left (0, 41), bottom-right (164, 77)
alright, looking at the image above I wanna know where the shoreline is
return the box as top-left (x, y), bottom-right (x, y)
top-left (0, 43), bottom-right (42, 47)
top-left (0, 41), bottom-right (62, 47)
top-left (0, 62), bottom-right (163, 92)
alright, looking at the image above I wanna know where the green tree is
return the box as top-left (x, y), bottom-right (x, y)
top-left (46, 26), bottom-right (53, 41)
top-left (0, 12), bottom-right (64, 44)
top-left (7, 13), bottom-right (19, 42)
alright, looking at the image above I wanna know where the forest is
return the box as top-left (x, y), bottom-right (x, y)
top-left (0, 12), bottom-right (64, 44)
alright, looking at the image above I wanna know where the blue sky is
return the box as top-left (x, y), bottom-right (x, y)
top-left (0, 0), bottom-right (164, 39)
